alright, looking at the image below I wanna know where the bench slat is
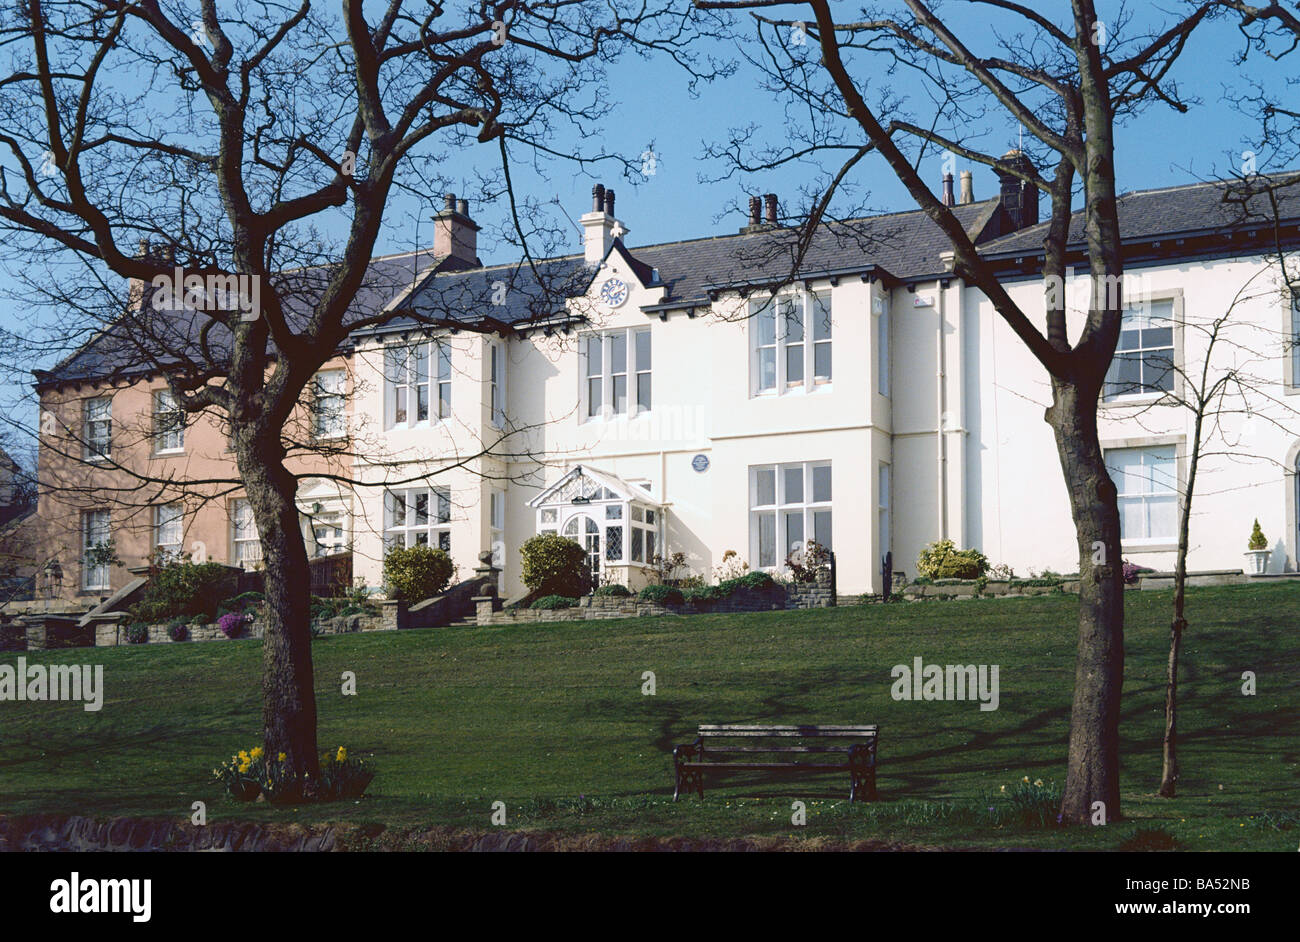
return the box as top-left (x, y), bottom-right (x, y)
top-left (700, 745), bottom-right (857, 753)
top-left (681, 762), bottom-right (849, 770)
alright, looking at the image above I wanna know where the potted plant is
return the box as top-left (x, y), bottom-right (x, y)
top-left (1245, 519), bottom-right (1270, 575)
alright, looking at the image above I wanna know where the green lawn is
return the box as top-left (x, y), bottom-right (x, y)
top-left (2, 583), bottom-right (1297, 850)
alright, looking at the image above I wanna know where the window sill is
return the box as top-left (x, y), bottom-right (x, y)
top-left (1121, 541), bottom-right (1178, 553)
top-left (1100, 393), bottom-right (1168, 408)
top-left (751, 385), bottom-right (833, 400)
top-left (152, 448), bottom-right (185, 457)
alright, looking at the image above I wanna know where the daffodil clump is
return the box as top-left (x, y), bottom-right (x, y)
top-left (991, 775), bottom-right (1062, 828)
top-left (316, 746), bottom-right (375, 801)
top-left (212, 745), bottom-right (374, 803)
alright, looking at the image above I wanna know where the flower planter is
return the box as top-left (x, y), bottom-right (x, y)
top-left (339, 771), bottom-right (375, 800)
top-left (230, 781), bottom-right (261, 802)
top-left (1244, 549), bottom-right (1270, 575)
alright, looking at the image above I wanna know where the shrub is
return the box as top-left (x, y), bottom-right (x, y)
top-left (217, 591), bottom-right (264, 618)
top-left (987, 562), bottom-right (1014, 581)
top-left (167, 623), bottom-right (190, 642)
top-left (786, 540), bottom-right (831, 583)
top-left (684, 584), bottom-right (723, 604)
top-left (916, 539), bottom-right (989, 580)
top-left (128, 559), bottom-right (241, 624)
top-left (217, 613), bottom-right (249, 639)
top-left (1121, 560), bottom-right (1154, 585)
top-left (718, 570), bottom-right (776, 596)
top-left (531, 594), bottom-right (578, 610)
top-left (594, 583), bottom-right (631, 597)
top-left (638, 584), bottom-right (684, 605)
top-left (1248, 519), bottom-right (1268, 550)
top-left (519, 533), bottom-right (591, 598)
top-left (383, 545), bottom-right (455, 602)
top-left (124, 623), bottom-right (149, 645)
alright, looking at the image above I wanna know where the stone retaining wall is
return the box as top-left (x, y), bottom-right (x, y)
top-left (92, 612), bottom-right (388, 647)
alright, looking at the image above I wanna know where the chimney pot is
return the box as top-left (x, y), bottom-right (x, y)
top-left (942, 172), bottom-right (955, 207)
top-left (456, 198), bottom-right (469, 216)
top-left (593, 184), bottom-right (606, 213)
top-left (959, 170), bottom-right (974, 204)
top-left (748, 196), bottom-right (761, 226)
top-left (604, 188), bottom-right (615, 216)
top-left (444, 192), bottom-right (456, 212)
top-left (763, 193), bottom-right (778, 224)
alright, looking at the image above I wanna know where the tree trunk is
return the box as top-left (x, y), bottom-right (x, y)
top-left (1049, 379), bottom-right (1125, 824)
top-left (235, 436), bottom-right (319, 782)
top-left (1160, 410), bottom-right (1201, 797)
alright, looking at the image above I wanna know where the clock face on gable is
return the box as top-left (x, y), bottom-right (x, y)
top-left (599, 277), bottom-right (629, 308)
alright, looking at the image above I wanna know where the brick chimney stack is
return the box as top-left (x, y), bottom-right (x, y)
top-left (433, 192), bottom-right (481, 268)
top-left (763, 193), bottom-right (779, 224)
top-left (993, 150), bottom-right (1039, 231)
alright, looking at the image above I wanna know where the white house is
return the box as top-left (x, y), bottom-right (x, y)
top-left (338, 169), bottom-right (1300, 598)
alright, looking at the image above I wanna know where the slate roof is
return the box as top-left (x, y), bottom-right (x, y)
top-left (36, 247), bottom-right (439, 388)
top-left (979, 173), bottom-right (1300, 257)
top-left (38, 173), bottom-right (1300, 388)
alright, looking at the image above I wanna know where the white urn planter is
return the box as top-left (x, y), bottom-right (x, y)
top-left (1244, 549), bottom-right (1270, 575)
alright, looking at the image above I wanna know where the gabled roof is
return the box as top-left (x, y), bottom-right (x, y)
top-left (528, 464), bottom-right (660, 508)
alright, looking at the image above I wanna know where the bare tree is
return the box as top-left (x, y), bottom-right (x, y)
top-left (0, 0), bottom-right (720, 787)
top-left (693, 0), bottom-right (1227, 822)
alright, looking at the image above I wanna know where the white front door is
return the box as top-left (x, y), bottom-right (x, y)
top-left (564, 514), bottom-right (601, 586)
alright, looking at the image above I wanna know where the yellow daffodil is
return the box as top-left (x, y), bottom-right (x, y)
top-left (336, 747), bottom-right (348, 762)
top-left (278, 752), bottom-right (287, 762)
top-left (1033, 779), bottom-right (1044, 787)
top-left (999, 785), bottom-right (1006, 792)
top-left (250, 747), bottom-right (264, 760)
top-left (1022, 776), bottom-right (1030, 783)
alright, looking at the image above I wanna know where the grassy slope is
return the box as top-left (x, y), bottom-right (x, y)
top-left (1, 583), bottom-right (1296, 850)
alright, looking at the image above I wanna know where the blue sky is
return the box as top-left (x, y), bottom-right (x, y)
top-left (2, 3), bottom-right (1291, 450)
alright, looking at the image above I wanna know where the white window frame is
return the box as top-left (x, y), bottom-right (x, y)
top-left (1105, 444), bottom-right (1179, 546)
top-left (230, 498), bottom-right (263, 570)
top-left (1103, 297), bottom-right (1178, 403)
top-left (490, 342), bottom-right (506, 428)
top-left (152, 388), bottom-right (184, 453)
top-left (582, 327), bottom-right (651, 421)
top-left (385, 340), bottom-right (451, 429)
top-left (750, 290), bottom-right (832, 397)
top-left (84, 397), bottom-right (111, 461)
top-left (312, 370), bottom-right (347, 440)
top-left (490, 489), bottom-right (505, 567)
top-left (384, 486), bottom-right (452, 553)
top-left (154, 503), bottom-right (184, 561)
top-left (749, 461), bottom-right (833, 570)
top-left (82, 509), bottom-right (111, 591)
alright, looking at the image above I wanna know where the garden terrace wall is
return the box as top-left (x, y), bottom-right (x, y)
top-left (477, 583), bottom-right (830, 626)
top-left (901, 579), bottom-right (1081, 600)
top-left (91, 613), bottom-right (389, 647)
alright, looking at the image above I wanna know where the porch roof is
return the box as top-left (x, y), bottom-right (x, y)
top-left (528, 464), bottom-right (662, 509)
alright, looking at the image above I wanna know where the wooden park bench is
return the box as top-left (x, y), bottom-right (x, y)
top-left (672, 724), bottom-right (879, 802)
